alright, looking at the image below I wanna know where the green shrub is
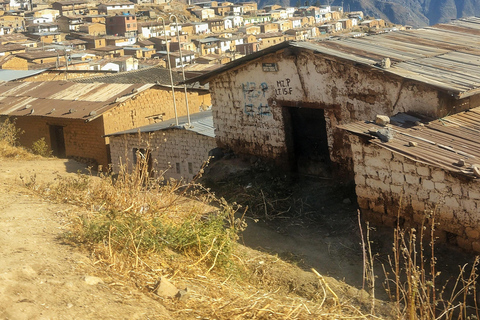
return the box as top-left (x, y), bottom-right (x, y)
top-left (31, 137), bottom-right (52, 157)
top-left (0, 118), bottom-right (23, 146)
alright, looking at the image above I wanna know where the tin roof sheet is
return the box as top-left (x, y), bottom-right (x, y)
top-left (340, 107), bottom-right (480, 179)
top-left (0, 81), bottom-right (153, 121)
top-left (185, 17), bottom-right (480, 98)
top-left (105, 110), bottom-right (214, 138)
top-left (0, 69), bottom-right (47, 81)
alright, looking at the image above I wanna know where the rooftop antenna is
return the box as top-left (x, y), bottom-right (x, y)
top-left (158, 16), bottom-right (179, 126)
top-left (170, 14), bottom-right (191, 127)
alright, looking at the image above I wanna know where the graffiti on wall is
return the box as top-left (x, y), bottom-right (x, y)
top-left (274, 78), bottom-right (293, 96)
top-left (242, 81), bottom-right (272, 117)
top-left (241, 78), bottom-right (294, 117)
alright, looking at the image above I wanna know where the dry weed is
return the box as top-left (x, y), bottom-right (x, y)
top-left (22, 154), bottom-right (386, 319)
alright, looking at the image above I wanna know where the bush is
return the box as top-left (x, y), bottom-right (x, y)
top-left (31, 137), bottom-right (52, 157)
top-left (0, 118), bottom-right (23, 146)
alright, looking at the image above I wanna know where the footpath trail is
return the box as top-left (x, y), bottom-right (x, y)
top-left (0, 159), bottom-right (171, 320)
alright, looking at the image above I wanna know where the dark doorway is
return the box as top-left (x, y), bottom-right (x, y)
top-left (286, 107), bottom-right (331, 177)
top-left (49, 125), bottom-right (66, 158)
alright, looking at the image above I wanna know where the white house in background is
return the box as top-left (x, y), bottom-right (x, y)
top-left (289, 17), bottom-right (302, 28)
top-left (223, 18), bottom-right (232, 30)
top-left (29, 16), bottom-right (55, 24)
top-left (270, 9), bottom-right (287, 19)
top-left (192, 22), bottom-right (209, 34)
top-left (285, 7), bottom-right (295, 17)
top-left (90, 56), bottom-right (138, 72)
top-left (192, 8), bottom-right (215, 20)
top-left (137, 22), bottom-right (164, 38)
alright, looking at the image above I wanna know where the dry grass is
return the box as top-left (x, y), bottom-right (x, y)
top-left (0, 118), bottom-right (40, 160)
top-left (20, 151), bottom-right (387, 319)
top-left (379, 205), bottom-right (480, 320)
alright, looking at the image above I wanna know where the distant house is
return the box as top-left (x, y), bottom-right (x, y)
top-left (0, 71), bottom-right (210, 167)
top-left (90, 56), bottom-right (138, 72)
top-left (123, 46), bottom-right (155, 59)
top-left (0, 43), bottom-right (25, 56)
top-left (78, 22), bottom-right (106, 36)
top-left (106, 15), bottom-right (137, 40)
top-left (15, 50), bottom-right (65, 65)
top-left (52, 0), bottom-right (89, 16)
top-left (26, 22), bottom-right (59, 33)
top-left (98, 2), bottom-right (135, 16)
top-left (191, 8), bottom-right (215, 20)
top-left (108, 111), bottom-right (217, 181)
top-left (0, 54), bottom-right (28, 69)
top-left (0, 15), bottom-right (24, 31)
top-left (57, 15), bottom-right (84, 32)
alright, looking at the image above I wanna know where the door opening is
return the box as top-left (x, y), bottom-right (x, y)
top-left (49, 125), bottom-right (66, 158)
top-left (286, 107), bottom-right (331, 177)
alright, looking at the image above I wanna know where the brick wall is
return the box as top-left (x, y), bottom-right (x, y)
top-left (13, 116), bottom-right (108, 167)
top-left (350, 135), bottom-right (480, 252)
top-left (109, 128), bottom-right (217, 181)
top-left (9, 87), bottom-right (211, 169)
top-left (208, 50), bottom-right (477, 175)
top-left (102, 86), bottom-right (211, 136)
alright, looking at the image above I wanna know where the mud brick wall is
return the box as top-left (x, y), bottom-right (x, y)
top-left (350, 135), bottom-right (480, 252)
top-left (208, 50), bottom-right (477, 175)
top-left (13, 117), bottom-right (108, 167)
top-left (110, 128), bottom-right (217, 181)
top-left (103, 87), bottom-right (211, 136)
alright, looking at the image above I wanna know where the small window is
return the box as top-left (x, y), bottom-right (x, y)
top-left (188, 162), bottom-right (193, 174)
top-left (176, 163), bottom-right (181, 174)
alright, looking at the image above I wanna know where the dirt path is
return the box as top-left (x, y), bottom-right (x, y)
top-left (0, 159), bottom-right (171, 320)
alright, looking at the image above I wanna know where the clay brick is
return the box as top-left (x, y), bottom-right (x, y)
top-left (431, 170), bottom-right (445, 182)
top-left (416, 166), bottom-right (430, 176)
top-left (422, 179), bottom-right (435, 190)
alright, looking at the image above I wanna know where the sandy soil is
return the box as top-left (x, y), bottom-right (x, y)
top-left (0, 159), bottom-right (172, 320)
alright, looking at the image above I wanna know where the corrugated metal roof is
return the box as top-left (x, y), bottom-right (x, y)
top-left (0, 69), bottom-right (47, 81)
top-left (105, 110), bottom-right (215, 138)
top-left (0, 81), bottom-right (154, 121)
top-left (185, 17), bottom-right (480, 98)
top-left (340, 107), bottom-right (480, 179)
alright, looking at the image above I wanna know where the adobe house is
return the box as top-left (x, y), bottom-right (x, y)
top-left (341, 109), bottom-right (480, 252)
top-left (0, 69), bottom-right (210, 167)
top-left (185, 17), bottom-right (480, 178)
top-left (107, 111), bottom-right (216, 181)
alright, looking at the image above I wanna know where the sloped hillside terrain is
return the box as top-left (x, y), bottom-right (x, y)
top-left (332, 0), bottom-right (480, 26)
top-left (256, 0), bottom-right (480, 27)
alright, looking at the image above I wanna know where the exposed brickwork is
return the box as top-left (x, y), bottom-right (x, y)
top-left (102, 87), bottom-right (211, 136)
top-left (350, 135), bottom-right (480, 252)
top-left (13, 117), bottom-right (108, 167)
top-left (109, 129), bottom-right (217, 181)
top-left (208, 50), bottom-right (477, 176)
top-left (11, 86), bottom-right (211, 169)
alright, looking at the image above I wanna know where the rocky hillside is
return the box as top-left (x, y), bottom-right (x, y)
top-left (333, 0), bottom-right (480, 27)
top-left (257, 0), bottom-right (480, 27)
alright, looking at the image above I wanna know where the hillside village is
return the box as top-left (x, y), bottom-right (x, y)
top-left (0, 0), bottom-right (479, 257)
top-left (0, 0), bottom-right (393, 73)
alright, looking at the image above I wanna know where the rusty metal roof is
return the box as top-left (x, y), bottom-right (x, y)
top-left (184, 17), bottom-right (480, 99)
top-left (340, 107), bottom-right (480, 179)
top-left (105, 110), bottom-right (214, 138)
top-left (0, 81), bottom-right (154, 121)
